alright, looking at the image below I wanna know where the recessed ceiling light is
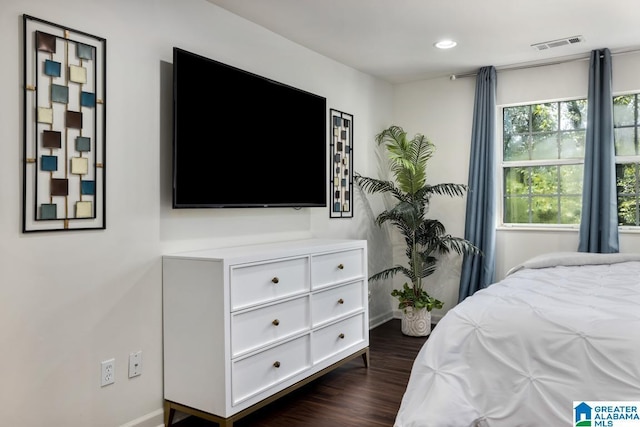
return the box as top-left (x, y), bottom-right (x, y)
top-left (434, 40), bottom-right (457, 49)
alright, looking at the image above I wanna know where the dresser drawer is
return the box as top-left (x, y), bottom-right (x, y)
top-left (312, 313), bottom-right (365, 364)
top-left (230, 256), bottom-right (309, 310)
top-left (311, 280), bottom-right (364, 327)
top-left (231, 296), bottom-right (310, 357)
top-left (232, 334), bottom-right (311, 405)
top-left (311, 248), bottom-right (364, 290)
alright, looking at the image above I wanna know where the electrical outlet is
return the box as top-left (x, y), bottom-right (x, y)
top-left (128, 351), bottom-right (142, 378)
top-left (101, 358), bottom-right (115, 387)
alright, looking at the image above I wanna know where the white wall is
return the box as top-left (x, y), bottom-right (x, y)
top-left (0, 1), bottom-right (392, 426)
top-left (393, 51), bottom-right (640, 318)
top-left (391, 75), bottom-right (476, 320)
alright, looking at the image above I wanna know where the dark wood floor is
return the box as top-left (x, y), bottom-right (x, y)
top-left (174, 319), bottom-right (429, 427)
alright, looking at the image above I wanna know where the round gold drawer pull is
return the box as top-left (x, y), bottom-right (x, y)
top-left (272, 319), bottom-right (280, 326)
top-left (338, 298), bottom-right (344, 304)
top-left (339, 333), bottom-right (345, 339)
top-left (271, 277), bottom-right (279, 284)
top-left (337, 264), bottom-right (344, 270)
top-left (273, 361), bottom-right (281, 368)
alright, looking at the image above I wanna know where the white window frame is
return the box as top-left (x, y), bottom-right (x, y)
top-left (497, 98), bottom-right (586, 230)
top-left (614, 91), bottom-right (640, 230)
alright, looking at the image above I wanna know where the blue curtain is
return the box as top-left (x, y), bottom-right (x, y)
top-left (578, 48), bottom-right (619, 253)
top-left (458, 66), bottom-right (497, 302)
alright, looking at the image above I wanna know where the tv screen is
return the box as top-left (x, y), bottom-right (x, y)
top-left (172, 47), bottom-right (327, 208)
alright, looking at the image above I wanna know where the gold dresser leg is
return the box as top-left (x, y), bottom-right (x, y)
top-left (164, 399), bottom-right (234, 427)
top-left (362, 347), bottom-right (370, 368)
top-left (163, 400), bottom-right (176, 426)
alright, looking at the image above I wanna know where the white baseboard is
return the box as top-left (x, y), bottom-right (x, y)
top-left (119, 403), bottom-right (196, 427)
top-left (120, 409), bottom-right (197, 427)
top-left (369, 312), bottom-right (394, 329)
top-left (121, 407), bottom-right (195, 427)
top-left (119, 408), bottom-right (164, 427)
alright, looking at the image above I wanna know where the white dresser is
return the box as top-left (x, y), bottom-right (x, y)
top-left (162, 238), bottom-right (369, 426)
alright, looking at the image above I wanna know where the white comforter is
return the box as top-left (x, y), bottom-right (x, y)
top-left (394, 253), bottom-right (640, 427)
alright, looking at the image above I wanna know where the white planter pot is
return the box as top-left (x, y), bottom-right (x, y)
top-left (401, 306), bottom-right (431, 337)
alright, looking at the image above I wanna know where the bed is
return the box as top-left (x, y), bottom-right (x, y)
top-left (394, 252), bottom-right (640, 427)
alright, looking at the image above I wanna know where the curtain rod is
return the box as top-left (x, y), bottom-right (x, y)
top-left (450, 46), bottom-right (640, 80)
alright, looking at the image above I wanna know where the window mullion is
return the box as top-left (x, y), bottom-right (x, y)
top-left (503, 158), bottom-right (583, 167)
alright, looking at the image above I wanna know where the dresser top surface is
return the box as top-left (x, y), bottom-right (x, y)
top-left (163, 238), bottom-right (366, 263)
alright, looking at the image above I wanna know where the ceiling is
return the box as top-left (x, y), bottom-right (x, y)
top-left (206, 0), bottom-right (640, 84)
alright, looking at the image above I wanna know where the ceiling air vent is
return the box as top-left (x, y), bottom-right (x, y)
top-left (531, 35), bottom-right (584, 51)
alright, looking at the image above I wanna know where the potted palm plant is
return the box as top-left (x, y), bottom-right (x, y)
top-left (355, 125), bottom-right (480, 336)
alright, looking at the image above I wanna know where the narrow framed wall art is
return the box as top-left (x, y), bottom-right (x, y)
top-left (329, 109), bottom-right (353, 218)
top-left (22, 15), bottom-right (106, 232)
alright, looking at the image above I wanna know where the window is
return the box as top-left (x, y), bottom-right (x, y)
top-left (502, 100), bottom-right (587, 225)
top-left (501, 94), bottom-right (640, 228)
top-left (614, 94), bottom-right (640, 226)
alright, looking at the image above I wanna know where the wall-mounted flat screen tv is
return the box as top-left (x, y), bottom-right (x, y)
top-left (172, 47), bottom-right (327, 208)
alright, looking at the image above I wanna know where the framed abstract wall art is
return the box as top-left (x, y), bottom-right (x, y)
top-left (22, 15), bottom-right (106, 232)
top-left (329, 109), bottom-right (353, 218)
